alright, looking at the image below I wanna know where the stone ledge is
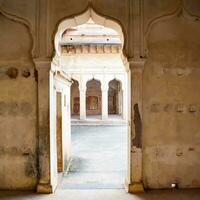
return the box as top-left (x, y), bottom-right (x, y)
top-left (124, 179), bottom-right (144, 193)
top-left (37, 183), bottom-right (53, 194)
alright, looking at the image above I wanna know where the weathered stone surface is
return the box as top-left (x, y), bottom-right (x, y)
top-left (6, 67), bottom-right (18, 79)
top-left (22, 69), bottom-right (31, 78)
top-left (143, 5), bottom-right (200, 188)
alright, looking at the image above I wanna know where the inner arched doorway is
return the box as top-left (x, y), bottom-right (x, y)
top-left (108, 79), bottom-right (122, 116)
top-left (86, 79), bottom-right (102, 117)
top-left (47, 8), bottom-right (131, 193)
top-left (71, 79), bottom-right (80, 118)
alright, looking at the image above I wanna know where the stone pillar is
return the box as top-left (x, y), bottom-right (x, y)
top-left (34, 58), bottom-right (53, 194)
top-left (62, 88), bottom-right (72, 166)
top-left (117, 87), bottom-right (122, 115)
top-left (125, 58), bottom-right (146, 193)
top-left (79, 86), bottom-right (86, 120)
top-left (101, 84), bottom-right (109, 120)
top-left (56, 92), bottom-right (63, 172)
top-left (122, 89), bottom-right (126, 120)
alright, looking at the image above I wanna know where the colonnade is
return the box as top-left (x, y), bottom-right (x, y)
top-left (71, 74), bottom-right (128, 120)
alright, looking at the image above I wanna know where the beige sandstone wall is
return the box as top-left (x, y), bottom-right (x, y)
top-left (143, 12), bottom-right (200, 189)
top-left (0, 13), bottom-right (37, 189)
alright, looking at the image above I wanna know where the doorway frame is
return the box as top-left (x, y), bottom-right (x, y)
top-left (34, 8), bottom-right (145, 194)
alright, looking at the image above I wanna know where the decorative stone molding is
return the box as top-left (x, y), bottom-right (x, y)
top-left (54, 72), bottom-right (72, 92)
top-left (128, 58), bottom-right (146, 72)
top-left (54, 8), bottom-right (125, 57)
top-left (34, 58), bottom-right (51, 69)
top-left (61, 44), bottom-right (122, 54)
top-left (144, 0), bottom-right (200, 57)
top-left (0, 7), bottom-right (35, 58)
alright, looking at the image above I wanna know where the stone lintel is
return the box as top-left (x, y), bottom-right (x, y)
top-left (56, 71), bottom-right (72, 86)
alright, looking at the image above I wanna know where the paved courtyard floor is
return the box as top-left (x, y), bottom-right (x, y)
top-left (59, 125), bottom-right (128, 189)
top-left (71, 115), bottom-right (127, 125)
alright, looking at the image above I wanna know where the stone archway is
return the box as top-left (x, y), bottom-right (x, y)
top-left (51, 8), bottom-right (131, 192)
top-left (35, 8), bottom-right (146, 194)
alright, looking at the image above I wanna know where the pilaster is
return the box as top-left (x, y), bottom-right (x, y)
top-left (79, 81), bottom-right (87, 120)
top-left (34, 58), bottom-right (53, 193)
top-left (101, 82), bottom-right (109, 120)
top-left (125, 58), bottom-right (146, 193)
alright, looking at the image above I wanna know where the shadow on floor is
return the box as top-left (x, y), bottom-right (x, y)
top-left (0, 189), bottom-right (200, 200)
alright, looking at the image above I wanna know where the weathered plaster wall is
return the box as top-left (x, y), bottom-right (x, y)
top-left (0, 13), bottom-right (37, 189)
top-left (143, 10), bottom-right (200, 189)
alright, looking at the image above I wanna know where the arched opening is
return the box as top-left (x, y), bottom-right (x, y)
top-left (71, 79), bottom-right (80, 118)
top-left (86, 79), bottom-right (102, 118)
top-left (108, 79), bottom-right (122, 115)
top-left (49, 8), bottom-right (130, 192)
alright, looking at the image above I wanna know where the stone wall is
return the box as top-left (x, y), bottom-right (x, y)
top-left (0, 13), bottom-right (37, 189)
top-left (143, 9), bottom-right (200, 189)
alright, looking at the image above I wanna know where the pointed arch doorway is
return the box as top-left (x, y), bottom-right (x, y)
top-left (48, 8), bottom-right (131, 192)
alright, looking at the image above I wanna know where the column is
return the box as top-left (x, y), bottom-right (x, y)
top-left (123, 75), bottom-right (129, 121)
top-left (79, 83), bottom-right (86, 120)
top-left (101, 84), bottom-right (109, 120)
top-left (34, 58), bottom-right (53, 194)
top-left (56, 92), bottom-right (63, 173)
top-left (62, 88), bottom-right (72, 166)
top-left (122, 89), bottom-right (126, 120)
top-left (117, 87), bottom-right (122, 115)
top-left (125, 58), bottom-right (146, 193)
